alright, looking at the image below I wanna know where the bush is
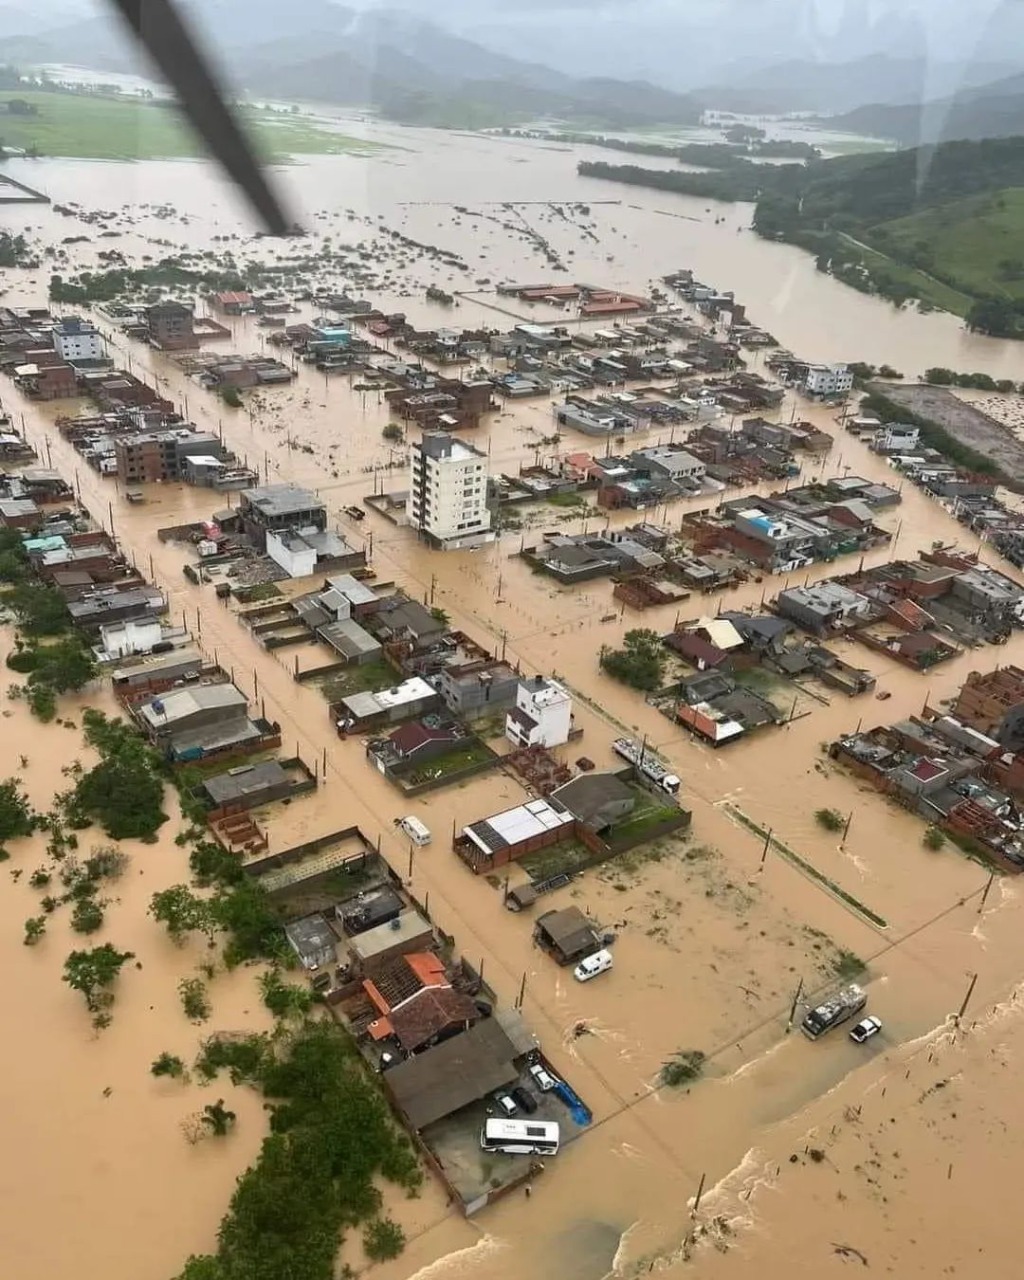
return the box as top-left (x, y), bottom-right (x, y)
top-left (923, 826), bottom-right (946, 851)
top-left (27, 681), bottom-right (57, 722)
top-left (6, 649), bottom-right (38, 673)
top-left (381, 422), bottom-right (403, 441)
top-left (660, 1049), bottom-right (706, 1087)
top-left (70, 897), bottom-right (105, 935)
top-left (180, 977), bottom-right (211, 1023)
top-left (0, 777), bottom-right (35, 842)
top-left (363, 1218), bottom-right (405, 1262)
top-left (219, 384), bottom-right (243, 408)
top-left (23, 916), bottom-right (46, 945)
top-left (814, 808), bottom-right (845, 833)
top-left (152, 1052), bottom-right (187, 1080)
top-left (260, 969), bottom-right (314, 1020)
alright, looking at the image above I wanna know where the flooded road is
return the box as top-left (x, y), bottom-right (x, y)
top-left (1, 125), bottom-right (1024, 1278)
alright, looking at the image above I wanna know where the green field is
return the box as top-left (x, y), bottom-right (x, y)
top-left (872, 187), bottom-right (1024, 306)
top-left (0, 89), bottom-right (384, 161)
top-left (839, 234), bottom-right (976, 316)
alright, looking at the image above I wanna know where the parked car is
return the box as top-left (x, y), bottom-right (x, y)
top-left (849, 1016), bottom-right (883, 1044)
top-left (493, 1091), bottom-right (518, 1116)
top-left (528, 1062), bottom-right (557, 1092)
top-left (574, 949), bottom-right (614, 983)
top-left (511, 1086), bottom-right (537, 1114)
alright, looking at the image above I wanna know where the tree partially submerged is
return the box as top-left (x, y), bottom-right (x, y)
top-left (71, 710), bottom-right (167, 840)
top-left (175, 1021), bottom-right (421, 1280)
top-left (600, 628), bottom-right (666, 692)
top-left (63, 943), bottom-right (135, 1026)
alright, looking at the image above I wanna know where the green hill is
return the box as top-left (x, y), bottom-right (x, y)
top-left (579, 137), bottom-right (1024, 337)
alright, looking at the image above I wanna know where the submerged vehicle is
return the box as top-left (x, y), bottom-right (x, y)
top-left (849, 1015), bottom-right (883, 1044)
top-left (801, 984), bottom-right (867, 1039)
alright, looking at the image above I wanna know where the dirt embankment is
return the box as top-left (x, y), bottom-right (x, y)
top-left (872, 382), bottom-right (1024, 490)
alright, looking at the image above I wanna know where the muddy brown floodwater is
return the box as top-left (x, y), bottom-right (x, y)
top-left (1, 123), bottom-right (1024, 1279)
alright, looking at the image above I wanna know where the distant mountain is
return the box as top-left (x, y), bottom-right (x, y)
top-left (828, 73), bottom-right (1024, 146)
top-left (697, 54), bottom-right (1018, 116)
top-left (1, 0), bottom-right (702, 128)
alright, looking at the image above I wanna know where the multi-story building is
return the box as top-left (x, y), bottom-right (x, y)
top-left (238, 484), bottom-right (327, 550)
top-left (146, 301), bottom-right (198, 351)
top-left (407, 433), bottom-right (494, 550)
top-left (505, 676), bottom-right (573, 748)
top-left (114, 429), bottom-right (225, 485)
top-left (53, 316), bottom-right (105, 363)
top-left (804, 364), bottom-right (854, 398)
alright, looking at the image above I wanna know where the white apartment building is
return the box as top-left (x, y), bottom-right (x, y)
top-left (804, 363), bottom-right (854, 397)
top-left (407, 433), bottom-right (494, 550)
top-left (53, 316), bottom-right (104, 363)
top-left (505, 676), bottom-right (573, 749)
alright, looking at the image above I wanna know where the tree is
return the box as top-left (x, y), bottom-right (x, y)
top-left (0, 777), bottom-right (34, 842)
top-left (71, 897), bottom-right (105, 935)
top-left (212, 878), bottom-right (286, 966)
top-left (660, 1048), bottom-right (706, 1087)
top-left (180, 977), bottom-right (211, 1022)
top-left (363, 1218), bottom-right (405, 1262)
top-left (7, 582), bottom-right (71, 635)
top-left (599, 629), bottom-right (666, 692)
top-left (23, 916), bottom-right (46, 945)
top-left (26, 681), bottom-right (57, 722)
top-left (924, 367), bottom-right (955, 385)
top-left (30, 636), bottom-right (97, 693)
top-left (219, 384), bottom-right (243, 408)
top-left (73, 747), bottom-right (167, 840)
top-left (151, 1052), bottom-right (187, 1079)
top-left (150, 884), bottom-right (216, 944)
top-left (201, 1099), bottom-right (236, 1137)
top-left (815, 807), bottom-right (845, 832)
top-left (259, 969), bottom-right (313, 1020)
top-left (63, 943), bottom-right (134, 1017)
top-left (381, 422), bottom-right (403, 441)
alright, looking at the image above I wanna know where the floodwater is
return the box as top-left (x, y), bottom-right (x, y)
top-left (1, 125), bottom-right (1024, 1278)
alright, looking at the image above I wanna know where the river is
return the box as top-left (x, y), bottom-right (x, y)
top-left (1, 124), bottom-right (1023, 1279)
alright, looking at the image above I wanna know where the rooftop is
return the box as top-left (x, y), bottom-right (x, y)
top-left (139, 682), bottom-right (247, 727)
top-left (242, 484), bottom-right (323, 518)
top-left (201, 759), bottom-right (289, 806)
top-left (384, 1017), bottom-right (518, 1130)
top-left (417, 434), bottom-right (485, 463)
top-left (463, 797), bottom-right (575, 857)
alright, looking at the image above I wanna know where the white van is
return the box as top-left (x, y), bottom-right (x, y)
top-left (574, 949), bottom-right (614, 983)
top-left (398, 815), bottom-right (432, 846)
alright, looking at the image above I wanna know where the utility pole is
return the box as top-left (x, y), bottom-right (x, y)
top-left (841, 810), bottom-right (854, 844)
top-left (978, 871), bottom-right (996, 914)
top-left (760, 827), bottom-right (772, 867)
top-left (786, 977), bottom-right (804, 1032)
top-left (691, 1172), bottom-right (707, 1217)
top-left (956, 972), bottom-right (978, 1024)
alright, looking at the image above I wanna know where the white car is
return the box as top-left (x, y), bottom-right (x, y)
top-left (574, 949), bottom-right (614, 983)
top-left (528, 1062), bottom-right (558, 1092)
top-left (849, 1016), bottom-right (882, 1044)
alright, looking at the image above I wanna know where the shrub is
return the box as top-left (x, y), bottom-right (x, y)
top-left (152, 1052), bottom-right (187, 1080)
top-left (814, 808), bottom-right (845, 833)
top-left (23, 916), bottom-right (46, 945)
top-left (180, 977), bottom-right (211, 1023)
top-left (923, 826), bottom-right (946, 851)
top-left (71, 897), bottom-right (105, 935)
top-left (363, 1218), bottom-right (405, 1262)
top-left (660, 1049), bottom-right (706, 1087)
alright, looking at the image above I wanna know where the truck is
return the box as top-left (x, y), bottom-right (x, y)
top-left (612, 737), bottom-right (681, 795)
top-left (801, 984), bottom-right (867, 1040)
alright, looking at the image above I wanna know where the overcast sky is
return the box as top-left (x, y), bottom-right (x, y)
top-left (24, 0), bottom-right (1024, 86)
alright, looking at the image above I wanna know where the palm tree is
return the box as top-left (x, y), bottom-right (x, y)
top-left (201, 1099), bottom-right (236, 1137)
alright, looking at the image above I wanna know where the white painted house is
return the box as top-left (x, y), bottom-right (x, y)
top-left (505, 676), bottom-right (573, 748)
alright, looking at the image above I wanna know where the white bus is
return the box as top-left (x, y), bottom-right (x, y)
top-left (480, 1119), bottom-right (560, 1156)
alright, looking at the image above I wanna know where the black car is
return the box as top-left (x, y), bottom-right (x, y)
top-left (511, 1086), bottom-right (537, 1114)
